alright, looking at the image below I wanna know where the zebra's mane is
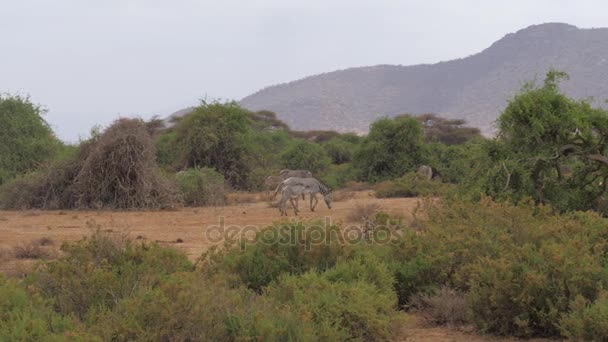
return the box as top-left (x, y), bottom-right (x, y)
top-left (314, 178), bottom-right (331, 193)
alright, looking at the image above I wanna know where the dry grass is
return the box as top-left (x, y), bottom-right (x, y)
top-left (410, 287), bottom-right (471, 326)
top-left (343, 181), bottom-right (372, 192)
top-left (13, 240), bottom-right (52, 259)
top-left (347, 203), bottom-right (382, 223)
top-left (332, 190), bottom-right (356, 202)
top-left (0, 247), bottom-right (13, 261)
top-left (226, 192), bottom-right (263, 205)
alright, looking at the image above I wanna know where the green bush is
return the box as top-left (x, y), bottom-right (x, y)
top-left (353, 116), bottom-right (425, 182)
top-left (267, 271), bottom-right (398, 341)
top-left (88, 273), bottom-right (312, 342)
top-left (387, 198), bottom-right (608, 337)
top-left (374, 173), bottom-right (452, 198)
top-left (0, 275), bottom-right (94, 341)
top-left (0, 95), bottom-right (62, 185)
top-left (175, 168), bottom-right (226, 206)
top-left (170, 102), bottom-right (254, 189)
top-left (30, 230), bottom-right (193, 320)
top-left (203, 222), bottom-right (345, 292)
top-left (280, 140), bottom-right (330, 174)
top-left (560, 292), bottom-right (608, 341)
top-left (323, 137), bottom-right (356, 164)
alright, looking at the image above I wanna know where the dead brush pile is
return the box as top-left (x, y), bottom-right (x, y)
top-left (0, 118), bottom-right (178, 210)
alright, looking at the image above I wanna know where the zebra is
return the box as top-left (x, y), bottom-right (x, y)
top-left (265, 169), bottom-right (313, 200)
top-left (274, 177), bottom-right (332, 212)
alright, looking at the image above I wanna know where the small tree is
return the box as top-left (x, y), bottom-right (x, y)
top-left (0, 95), bottom-right (61, 184)
top-left (353, 116), bottom-right (425, 182)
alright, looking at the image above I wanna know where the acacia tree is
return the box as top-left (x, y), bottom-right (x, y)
top-left (475, 70), bottom-right (608, 212)
top-left (0, 95), bottom-right (60, 184)
top-left (353, 116), bottom-right (425, 182)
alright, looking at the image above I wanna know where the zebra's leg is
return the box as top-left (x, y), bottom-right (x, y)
top-left (311, 194), bottom-right (318, 211)
top-left (290, 197), bottom-right (299, 216)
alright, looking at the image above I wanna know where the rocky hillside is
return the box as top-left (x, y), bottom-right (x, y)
top-left (239, 23), bottom-right (608, 135)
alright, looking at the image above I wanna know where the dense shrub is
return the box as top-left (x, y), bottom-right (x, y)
top-left (0, 275), bottom-right (90, 341)
top-left (323, 137), bottom-right (357, 164)
top-left (0, 95), bottom-right (62, 185)
top-left (353, 116), bottom-right (425, 182)
top-left (388, 198), bottom-right (608, 337)
top-left (30, 230), bottom-right (193, 319)
top-left (410, 286), bottom-right (470, 326)
top-left (202, 222), bottom-right (345, 292)
top-left (170, 102), bottom-right (254, 189)
top-left (559, 292), bottom-right (608, 340)
top-left (175, 168), bottom-right (226, 206)
top-left (374, 173), bottom-right (452, 198)
top-left (280, 140), bottom-right (330, 174)
top-left (89, 273), bottom-right (312, 341)
top-left (268, 270), bottom-right (398, 341)
top-left (460, 70), bottom-right (608, 214)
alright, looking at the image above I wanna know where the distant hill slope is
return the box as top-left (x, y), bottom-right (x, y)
top-left (239, 23), bottom-right (608, 135)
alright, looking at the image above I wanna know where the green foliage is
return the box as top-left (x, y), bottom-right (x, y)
top-left (0, 275), bottom-right (88, 341)
top-left (171, 102), bottom-right (254, 189)
top-left (319, 163), bottom-right (358, 188)
top-left (0, 95), bottom-right (61, 185)
top-left (392, 198), bottom-right (608, 337)
top-left (323, 137), bottom-right (357, 164)
top-left (353, 116), bottom-right (425, 182)
top-left (414, 113), bottom-right (482, 145)
top-left (268, 270), bottom-right (398, 341)
top-left (374, 173), bottom-right (452, 198)
top-left (560, 292), bottom-right (608, 340)
top-left (30, 230), bottom-right (193, 320)
top-left (203, 222), bottom-right (345, 292)
top-left (175, 168), bottom-right (226, 206)
top-left (461, 70), bottom-right (608, 214)
top-left (280, 140), bottom-right (330, 174)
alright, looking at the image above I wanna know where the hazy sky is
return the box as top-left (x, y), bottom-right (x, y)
top-left (2, 0), bottom-right (607, 142)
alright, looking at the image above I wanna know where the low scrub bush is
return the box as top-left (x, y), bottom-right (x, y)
top-left (267, 270), bottom-right (398, 341)
top-left (387, 198), bottom-right (608, 337)
top-left (559, 292), bottom-right (608, 340)
top-left (410, 286), bottom-right (470, 326)
top-left (0, 275), bottom-right (94, 341)
top-left (13, 240), bottom-right (52, 260)
top-left (29, 230), bottom-right (193, 319)
top-left (374, 173), bottom-right (452, 198)
top-left (175, 167), bottom-right (226, 206)
top-left (202, 222), bottom-right (346, 292)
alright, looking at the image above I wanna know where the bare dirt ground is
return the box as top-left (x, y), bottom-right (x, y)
top-left (0, 191), bottom-right (552, 341)
top-left (0, 191), bottom-right (419, 269)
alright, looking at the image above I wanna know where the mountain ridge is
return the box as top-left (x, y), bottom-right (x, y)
top-left (238, 23), bottom-right (608, 135)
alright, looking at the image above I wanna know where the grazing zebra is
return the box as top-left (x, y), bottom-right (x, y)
top-left (266, 169), bottom-right (313, 200)
top-left (274, 177), bottom-right (332, 212)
